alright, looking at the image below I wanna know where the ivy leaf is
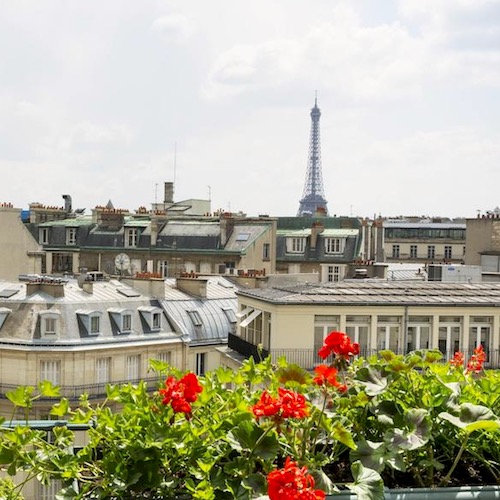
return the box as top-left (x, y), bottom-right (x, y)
top-left (348, 461), bottom-right (385, 500)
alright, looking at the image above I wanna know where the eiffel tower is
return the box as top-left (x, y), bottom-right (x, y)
top-left (297, 96), bottom-right (329, 216)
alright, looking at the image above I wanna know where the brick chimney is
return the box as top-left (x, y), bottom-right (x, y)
top-left (310, 221), bottom-right (324, 250)
top-left (176, 277), bottom-right (208, 298)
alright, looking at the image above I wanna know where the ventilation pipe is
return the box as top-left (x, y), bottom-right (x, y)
top-left (62, 194), bottom-right (72, 212)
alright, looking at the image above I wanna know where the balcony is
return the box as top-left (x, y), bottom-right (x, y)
top-left (227, 333), bottom-right (269, 362)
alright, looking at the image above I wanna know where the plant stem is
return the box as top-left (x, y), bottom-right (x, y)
top-left (440, 433), bottom-right (469, 486)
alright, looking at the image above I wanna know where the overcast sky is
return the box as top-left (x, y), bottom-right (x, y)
top-left (1, 0), bottom-right (500, 219)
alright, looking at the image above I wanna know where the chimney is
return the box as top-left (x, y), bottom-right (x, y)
top-left (310, 221), bottom-right (324, 250)
top-left (26, 280), bottom-right (65, 298)
top-left (62, 194), bottom-right (72, 212)
top-left (176, 277), bottom-right (208, 298)
top-left (164, 182), bottom-right (174, 204)
top-left (220, 213), bottom-right (235, 247)
top-left (122, 276), bottom-right (165, 299)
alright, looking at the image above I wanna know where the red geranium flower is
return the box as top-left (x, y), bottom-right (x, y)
top-left (318, 331), bottom-right (360, 360)
top-left (449, 351), bottom-right (465, 368)
top-left (313, 365), bottom-right (340, 387)
top-left (267, 457), bottom-right (325, 500)
top-left (252, 388), bottom-right (309, 420)
top-left (466, 345), bottom-right (486, 373)
top-left (159, 372), bottom-right (203, 415)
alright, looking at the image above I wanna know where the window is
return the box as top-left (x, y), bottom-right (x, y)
top-left (90, 315), bottom-right (100, 334)
top-left (444, 246), bottom-right (452, 259)
top-left (286, 237), bottom-right (305, 253)
top-left (123, 313), bottom-right (132, 332)
top-left (138, 306), bottom-right (163, 332)
top-left (263, 243), bottom-right (270, 261)
top-left (325, 265), bottom-right (343, 282)
top-left (392, 245), bottom-right (400, 258)
top-left (223, 308), bottom-right (237, 333)
top-left (40, 360), bottom-right (61, 385)
top-left (108, 308), bottom-right (133, 334)
top-left (427, 245), bottom-right (435, 259)
top-left (96, 357), bottom-right (111, 386)
top-left (157, 260), bottom-right (168, 278)
top-left (153, 312), bottom-right (162, 329)
top-left (157, 351), bottom-right (172, 365)
top-left (410, 245), bottom-right (418, 259)
top-left (325, 238), bottom-right (346, 254)
top-left (187, 310), bottom-right (203, 327)
top-left (39, 310), bottom-right (61, 338)
top-left (76, 310), bottom-right (102, 336)
top-left (126, 228), bottom-right (138, 247)
top-left (196, 352), bottom-right (206, 376)
top-left (126, 355), bottom-right (140, 380)
top-left (39, 227), bottom-right (49, 245)
top-left (66, 227), bottom-right (77, 245)
top-left (38, 480), bottom-right (62, 500)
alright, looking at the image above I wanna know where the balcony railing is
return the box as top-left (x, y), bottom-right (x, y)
top-left (228, 337), bottom-right (500, 370)
top-left (228, 333), bottom-right (269, 362)
top-left (0, 376), bottom-right (162, 401)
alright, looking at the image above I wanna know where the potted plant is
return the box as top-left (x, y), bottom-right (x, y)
top-left (0, 333), bottom-right (499, 499)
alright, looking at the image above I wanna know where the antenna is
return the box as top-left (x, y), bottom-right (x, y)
top-left (154, 183), bottom-right (158, 205)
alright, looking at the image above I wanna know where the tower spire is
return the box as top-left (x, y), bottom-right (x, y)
top-left (297, 95), bottom-right (329, 216)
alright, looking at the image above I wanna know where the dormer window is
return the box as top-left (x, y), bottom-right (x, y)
top-left (324, 237), bottom-right (346, 254)
top-left (39, 310), bottom-right (61, 338)
top-left (0, 307), bottom-right (11, 330)
top-left (39, 227), bottom-right (50, 245)
top-left (286, 237), bottom-right (306, 253)
top-left (125, 228), bottom-right (138, 247)
top-left (108, 308), bottom-right (133, 334)
top-left (138, 306), bottom-right (163, 332)
top-left (66, 227), bottom-right (77, 245)
top-left (76, 310), bottom-right (103, 336)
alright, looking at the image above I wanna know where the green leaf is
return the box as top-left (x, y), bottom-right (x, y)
top-left (331, 420), bottom-right (357, 450)
top-left (38, 380), bottom-right (61, 398)
top-left (227, 421), bottom-right (279, 461)
top-left (0, 447), bottom-right (14, 466)
top-left (355, 367), bottom-right (388, 396)
top-left (440, 403), bottom-right (500, 433)
top-left (350, 440), bottom-right (386, 472)
top-left (348, 461), bottom-right (385, 500)
top-left (50, 398), bottom-right (70, 417)
top-left (6, 386), bottom-right (34, 408)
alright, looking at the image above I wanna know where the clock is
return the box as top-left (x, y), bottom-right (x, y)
top-left (114, 253), bottom-right (130, 273)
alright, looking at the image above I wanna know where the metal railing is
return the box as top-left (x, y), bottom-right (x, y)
top-left (228, 333), bottom-right (269, 362)
top-left (0, 376), bottom-right (162, 401)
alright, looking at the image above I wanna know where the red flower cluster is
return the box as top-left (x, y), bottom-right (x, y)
top-left (449, 345), bottom-right (487, 374)
top-left (467, 345), bottom-right (487, 373)
top-left (252, 388), bottom-right (309, 420)
top-left (267, 457), bottom-right (325, 500)
top-left (159, 372), bottom-right (203, 415)
top-left (318, 331), bottom-right (360, 360)
top-left (313, 365), bottom-right (347, 392)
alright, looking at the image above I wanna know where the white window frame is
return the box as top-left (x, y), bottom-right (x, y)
top-left (66, 227), bottom-right (77, 245)
top-left (286, 237), bottom-right (306, 254)
top-left (196, 352), bottom-right (206, 376)
top-left (39, 310), bottom-right (61, 338)
top-left (187, 310), bottom-right (203, 327)
top-left (126, 228), bottom-right (138, 247)
top-left (39, 227), bottom-right (49, 245)
top-left (392, 245), bottom-right (400, 258)
top-left (157, 260), bottom-right (169, 278)
top-left (76, 310), bottom-right (103, 336)
top-left (324, 238), bottom-right (346, 254)
top-left (157, 351), bottom-right (172, 365)
top-left (96, 357), bottom-right (111, 386)
top-left (126, 354), bottom-right (140, 381)
top-left (138, 306), bottom-right (163, 332)
top-left (410, 245), bottom-right (418, 259)
top-left (427, 245), bottom-right (436, 259)
top-left (444, 245), bottom-right (452, 259)
top-left (324, 264), bottom-right (344, 283)
top-left (108, 308), bottom-right (133, 334)
top-left (40, 360), bottom-right (61, 385)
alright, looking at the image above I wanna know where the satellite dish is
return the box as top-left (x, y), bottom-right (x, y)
top-left (114, 253), bottom-right (130, 274)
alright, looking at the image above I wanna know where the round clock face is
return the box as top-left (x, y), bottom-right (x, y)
top-left (115, 253), bottom-right (130, 270)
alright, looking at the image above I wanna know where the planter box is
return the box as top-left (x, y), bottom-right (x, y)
top-left (327, 485), bottom-right (500, 499)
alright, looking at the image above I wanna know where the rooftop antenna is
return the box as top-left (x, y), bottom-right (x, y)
top-left (154, 183), bottom-right (158, 205)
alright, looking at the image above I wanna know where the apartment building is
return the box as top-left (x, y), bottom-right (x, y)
top-left (222, 280), bottom-right (500, 370)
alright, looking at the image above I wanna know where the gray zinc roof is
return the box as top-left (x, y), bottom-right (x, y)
top-left (237, 281), bottom-right (500, 307)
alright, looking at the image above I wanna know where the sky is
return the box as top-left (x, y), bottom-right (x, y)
top-left (1, 0), bottom-right (500, 219)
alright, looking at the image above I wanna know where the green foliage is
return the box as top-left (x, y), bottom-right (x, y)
top-left (1, 349), bottom-right (500, 498)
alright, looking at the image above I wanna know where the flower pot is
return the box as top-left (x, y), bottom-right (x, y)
top-left (327, 485), bottom-right (500, 499)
